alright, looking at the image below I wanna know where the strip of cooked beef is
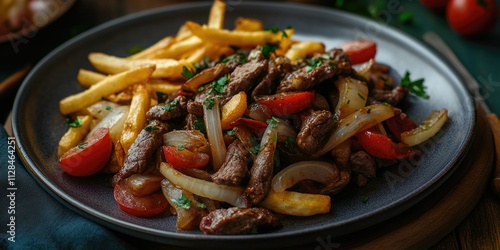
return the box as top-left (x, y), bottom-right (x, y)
top-left (146, 95), bottom-right (188, 121)
top-left (244, 135), bottom-right (276, 205)
top-left (277, 48), bottom-right (354, 93)
top-left (221, 52), bottom-right (268, 105)
top-left (199, 207), bottom-right (281, 235)
top-left (350, 150), bottom-right (376, 187)
top-left (112, 120), bottom-right (168, 186)
top-left (252, 56), bottom-right (293, 99)
top-left (186, 100), bottom-right (204, 117)
top-left (369, 85), bottom-right (408, 106)
top-left (319, 167), bottom-right (351, 194)
top-left (212, 139), bottom-right (251, 186)
top-left (295, 109), bottom-right (335, 154)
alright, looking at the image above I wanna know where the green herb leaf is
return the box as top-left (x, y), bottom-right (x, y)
top-left (66, 116), bottom-right (82, 128)
top-left (105, 105), bottom-right (112, 111)
top-left (176, 145), bottom-right (185, 151)
top-left (219, 52), bottom-right (247, 64)
top-left (267, 117), bottom-right (280, 128)
top-left (398, 11), bottom-right (413, 24)
top-left (144, 125), bottom-right (158, 132)
top-left (260, 43), bottom-right (280, 59)
top-left (208, 75), bottom-right (228, 94)
top-left (127, 45), bottom-right (143, 56)
top-left (171, 194), bottom-right (191, 209)
top-left (194, 116), bottom-right (206, 134)
top-left (400, 71), bottom-right (429, 99)
top-left (203, 98), bottom-right (216, 109)
top-left (163, 99), bottom-right (179, 111)
top-left (77, 142), bottom-right (87, 149)
top-left (181, 65), bottom-right (196, 80)
top-left (264, 27), bottom-right (288, 38)
top-left (285, 136), bottom-right (295, 149)
top-left (196, 203), bottom-right (206, 209)
top-left (227, 128), bottom-right (237, 136)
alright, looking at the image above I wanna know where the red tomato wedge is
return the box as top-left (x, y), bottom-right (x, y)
top-left (229, 118), bottom-right (268, 136)
top-left (385, 113), bottom-right (417, 142)
top-left (162, 145), bottom-right (210, 169)
top-left (339, 40), bottom-right (377, 65)
top-left (356, 128), bottom-right (418, 159)
top-left (114, 179), bottom-right (169, 217)
top-left (59, 127), bottom-right (112, 177)
top-left (256, 91), bottom-right (315, 116)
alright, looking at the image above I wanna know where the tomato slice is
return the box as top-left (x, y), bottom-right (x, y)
top-left (356, 128), bottom-right (418, 160)
top-left (162, 145), bottom-right (210, 169)
top-left (339, 40), bottom-right (377, 65)
top-left (114, 179), bottom-right (169, 217)
top-left (59, 127), bottom-right (112, 176)
top-left (385, 113), bottom-right (417, 142)
top-left (229, 118), bottom-right (268, 136)
top-left (256, 91), bottom-right (315, 116)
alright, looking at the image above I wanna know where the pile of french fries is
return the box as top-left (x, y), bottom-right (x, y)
top-left (57, 0), bottom-right (326, 172)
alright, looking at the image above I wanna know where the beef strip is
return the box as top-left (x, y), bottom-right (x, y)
top-left (112, 120), bottom-right (168, 185)
top-left (199, 207), bottom-right (281, 235)
top-left (212, 139), bottom-right (251, 186)
top-left (296, 109), bottom-right (335, 154)
top-left (221, 52), bottom-right (268, 105)
top-left (244, 135), bottom-right (276, 205)
top-left (319, 167), bottom-right (351, 194)
top-left (369, 85), bottom-right (408, 106)
top-left (252, 56), bottom-right (292, 99)
top-left (350, 150), bottom-right (377, 187)
top-left (277, 48), bottom-right (354, 93)
top-left (146, 95), bottom-right (188, 121)
top-left (186, 100), bottom-right (204, 117)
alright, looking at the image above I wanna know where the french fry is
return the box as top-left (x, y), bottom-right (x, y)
top-left (285, 41), bottom-right (325, 62)
top-left (259, 189), bottom-right (331, 216)
top-left (176, 24), bottom-right (192, 41)
top-left (221, 91), bottom-right (247, 130)
top-left (184, 46), bottom-right (206, 63)
top-left (276, 29), bottom-right (295, 56)
top-left (183, 63), bottom-right (226, 93)
top-left (208, 0), bottom-right (225, 29)
top-left (77, 69), bottom-right (107, 87)
top-left (60, 64), bottom-right (155, 115)
top-left (235, 18), bottom-right (263, 31)
top-left (149, 82), bottom-right (182, 95)
top-left (88, 53), bottom-right (186, 79)
top-left (57, 115), bottom-right (93, 157)
top-left (127, 35), bottom-right (175, 60)
top-left (120, 84), bottom-right (151, 153)
top-left (151, 36), bottom-right (203, 60)
top-left (185, 21), bottom-right (291, 47)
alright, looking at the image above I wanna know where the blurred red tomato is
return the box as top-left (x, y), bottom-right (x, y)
top-left (420, 0), bottom-right (449, 10)
top-left (447, 0), bottom-right (498, 36)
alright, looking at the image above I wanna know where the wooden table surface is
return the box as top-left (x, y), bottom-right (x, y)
top-left (1, 0), bottom-right (499, 249)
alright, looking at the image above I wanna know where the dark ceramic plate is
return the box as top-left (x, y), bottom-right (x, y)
top-left (12, 2), bottom-right (475, 249)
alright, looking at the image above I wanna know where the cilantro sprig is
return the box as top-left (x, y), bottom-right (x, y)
top-left (66, 116), bottom-right (82, 128)
top-left (400, 71), bottom-right (429, 99)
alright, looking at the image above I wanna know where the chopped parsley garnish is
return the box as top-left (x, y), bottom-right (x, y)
top-left (250, 144), bottom-right (260, 154)
top-left (144, 125), bottom-right (158, 132)
top-left (196, 203), bottom-right (206, 209)
top-left (285, 136), bottom-right (295, 149)
top-left (357, 93), bottom-right (366, 100)
top-left (194, 56), bottom-right (211, 72)
top-left (77, 142), bottom-right (87, 149)
top-left (267, 117), bottom-right (280, 128)
top-left (193, 117), bottom-right (206, 133)
top-left (400, 71), bottom-right (429, 99)
top-left (181, 65), bottom-right (197, 80)
top-left (171, 194), bottom-right (191, 209)
top-left (219, 52), bottom-right (248, 64)
top-left (66, 116), bottom-right (82, 128)
top-left (176, 145), bottom-right (185, 151)
top-left (227, 128), bottom-right (237, 136)
top-left (163, 99), bottom-right (179, 111)
top-left (127, 45), bottom-right (143, 56)
top-left (105, 105), bottom-right (112, 111)
top-left (305, 55), bottom-right (331, 72)
top-left (198, 86), bottom-right (205, 92)
top-left (203, 98), bottom-right (216, 109)
top-left (260, 43), bottom-right (280, 59)
top-left (208, 75), bottom-right (229, 95)
top-left (263, 27), bottom-right (289, 38)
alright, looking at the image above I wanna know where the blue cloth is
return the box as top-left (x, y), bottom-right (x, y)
top-left (0, 127), bottom-right (135, 250)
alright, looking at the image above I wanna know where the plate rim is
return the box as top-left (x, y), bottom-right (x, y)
top-left (12, 1), bottom-right (477, 248)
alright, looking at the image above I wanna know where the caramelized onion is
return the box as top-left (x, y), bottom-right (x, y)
top-left (87, 105), bottom-right (129, 143)
top-left (272, 161), bottom-right (338, 192)
top-left (160, 162), bottom-right (245, 207)
top-left (203, 98), bottom-right (226, 171)
top-left (401, 109), bottom-right (448, 146)
top-left (315, 103), bottom-right (394, 156)
top-left (163, 130), bottom-right (209, 153)
top-left (335, 77), bottom-right (368, 120)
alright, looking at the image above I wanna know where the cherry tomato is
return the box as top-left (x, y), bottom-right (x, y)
top-left (59, 127), bottom-right (112, 176)
top-left (420, 0), bottom-right (449, 10)
top-left (356, 128), bottom-right (418, 159)
top-left (114, 179), bottom-right (169, 217)
top-left (257, 91), bottom-right (315, 116)
top-left (339, 40), bottom-right (377, 65)
top-left (447, 0), bottom-right (498, 36)
top-left (162, 145), bottom-right (210, 169)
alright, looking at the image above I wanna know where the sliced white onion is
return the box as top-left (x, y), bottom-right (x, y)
top-left (163, 130), bottom-right (209, 153)
top-left (335, 77), bottom-right (368, 120)
top-left (401, 109), bottom-right (448, 146)
top-left (160, 162), bottom-right (245, 207)
top-left (314, 103), bottom-right (394, 157)
top-left (203, 98), bottom-right (226, 171)
top-left (275, 118), bottom-right (296, 143)
top-left (85, 100), bottom-right (121, 120)
top-left (352, 58), bottom-right (374, 76)
top-left (272, 161), bottom-right (338, 192)
top-left (246, 102), bottom-right (272, 122)
top-left (87, 105), bottom-right (129, 143)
